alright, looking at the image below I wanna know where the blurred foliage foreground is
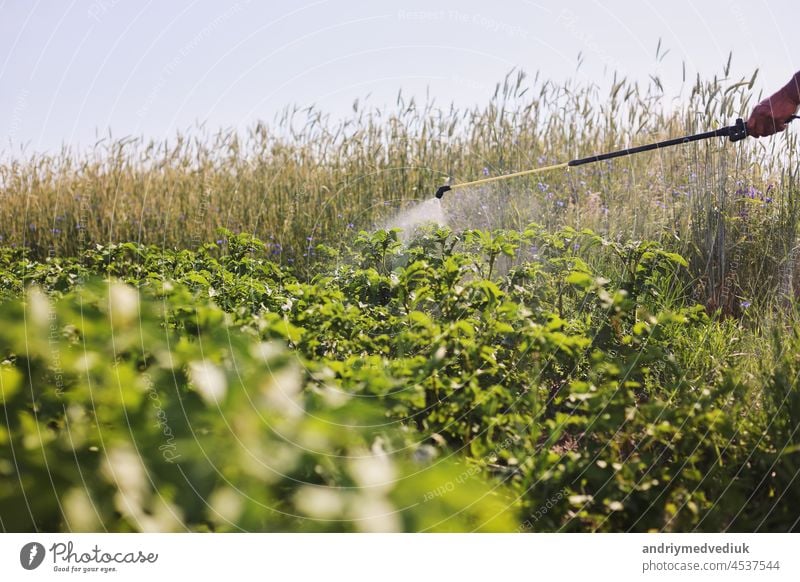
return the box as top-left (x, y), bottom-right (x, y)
top-left (1, 226), bottom-right (799, 532)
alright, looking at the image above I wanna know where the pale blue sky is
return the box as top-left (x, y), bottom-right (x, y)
top-left (1, 0), bottom-right (797, 154)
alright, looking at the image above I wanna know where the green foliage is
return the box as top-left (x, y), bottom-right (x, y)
top-left (0, 278), bottom-right (515, 533)
top-left (0, 226), bottom-right (798, 532)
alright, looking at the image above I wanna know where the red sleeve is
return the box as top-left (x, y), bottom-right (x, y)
top-left (783, 71), bottom-right (800, 105)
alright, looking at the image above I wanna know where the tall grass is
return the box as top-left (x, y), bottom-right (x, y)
top-left (1, 65), bottom-right (797, 312)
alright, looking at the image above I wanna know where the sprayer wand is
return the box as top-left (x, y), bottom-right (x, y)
top-left (435, 116), bottom-right (799, 199)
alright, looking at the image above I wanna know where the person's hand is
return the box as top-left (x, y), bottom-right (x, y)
top-left (747, 87), bottom-right (799, 138)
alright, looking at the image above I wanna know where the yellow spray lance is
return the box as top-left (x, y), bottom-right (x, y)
top-left (434, 117), bottom-right (797, 199)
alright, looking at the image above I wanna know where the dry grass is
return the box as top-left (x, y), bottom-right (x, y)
top-left (1, 66), bottom-right (798, 310)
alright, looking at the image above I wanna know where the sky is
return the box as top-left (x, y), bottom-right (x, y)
top-left (0, 0), bottom-right (797, 155)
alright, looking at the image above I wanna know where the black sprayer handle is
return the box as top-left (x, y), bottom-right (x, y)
top-left (717, 115), bottom-right (797, 142)
top-left (730, 115), bottom-right (799, 138)
top-left (727, 117), bottom-right (748, 142)
top-left (568, 116), bottom-right (800, 168)
top-left (569, 117), bottom-right (750, 167)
